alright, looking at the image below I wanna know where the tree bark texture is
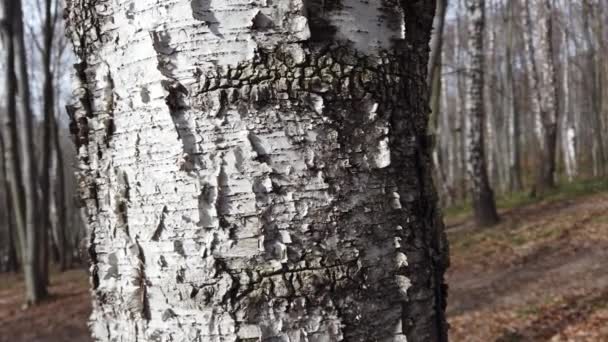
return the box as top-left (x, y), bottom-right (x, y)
top-left (66, 0), bottom-right (448, 341)
top-left (465, 0), bottom-right (499, 227)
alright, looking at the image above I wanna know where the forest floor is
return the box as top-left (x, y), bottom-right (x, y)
top-left (447, 183), bottom-right (608, 341)
top-left (1, 181), bottom-right (608, 341)
top-left (0, 269), bottom-right (91, 342)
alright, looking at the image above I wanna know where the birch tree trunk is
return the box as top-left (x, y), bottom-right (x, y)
top-left (465, 0), bottom-right (499, 227)
top-left (65, 0), bottom-right (449, 341)
top-left (428, 0), bottom-right (453, 206)
top-left (561, 28), bottom-right (577, 181)
top-left (524, 0), bottom-right (558, 193)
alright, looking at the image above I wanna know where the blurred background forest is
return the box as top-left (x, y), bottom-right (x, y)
top-left (1, 0), bottom-right (608, 341)
top-left (433, 0), bottom-right (607, 206)
top-left (0, 0), bottom-right (84, 276)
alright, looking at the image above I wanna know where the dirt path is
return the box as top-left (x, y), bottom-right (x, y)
top-left (447, 193), bottom-right (608, 341)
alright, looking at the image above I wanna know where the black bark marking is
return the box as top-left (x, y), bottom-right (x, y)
top-left (102, 67), bottom-right (116, 148)
top-left (303, 0), bottom-right (340, 41)
top-left (151, 33), bottom-right (201, 171)
top-left (251, 11), bottom-right (273, 31)
top-left (191, 0), bottom-right (223, 37)
top-left (104, 253), bottom-right (119, 280)
top-left (114, 169), bottom-right (131, 238)
top-left (140, 86), bottom-right (151, 103)
top-left (162, 309), bottom-right (177, 321)
top-left (173, 241), bottom-right (186, 257)
top-left (247, 133), bottom-right (271, 164)
top-left (216, 161), bottom-right (232, 229)
top-left (136, 240), bottom-right (151, 321)
top-left (125, 2), bottom-right (135, 20)
top-left (151, 205), bottom-right (168, 241)
top-left (150, 31), bottom-right (177, 78)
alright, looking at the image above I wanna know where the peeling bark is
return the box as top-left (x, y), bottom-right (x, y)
top-left (66, 1), bottom-right (448, 341)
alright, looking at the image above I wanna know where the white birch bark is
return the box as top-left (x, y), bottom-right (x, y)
top-left (561, 29), bottom-right (577, 181)
top-left (465, 0), bottom-right (499, 226)
top-left (65, 1), bottom-right (449, 341)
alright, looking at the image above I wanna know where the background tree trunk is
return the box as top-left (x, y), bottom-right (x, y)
top-left (465, 0), bottom-right (499, 227)
top-left (581, 0), bottom-right (605, 177)
top-left (37, 0), bottom-right (60, 287)
top-left (0, 131), bottom-right (19, 273)
top-left (525, 0), bottom-right (558, 194)
top-left (561, 27), bottom-right (577, 181)
top-left (505, 0), bottom-right (523, 191)
top-left (1, 0), bottom-right (47, 305)
top-left (66, 0), bottom-right (449, 341)
top-left (54, 118), bottom-right (68, 270)
top-left (429, 0), bottom-right (453, 206)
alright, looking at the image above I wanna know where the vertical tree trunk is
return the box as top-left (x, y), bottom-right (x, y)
top-left (441, 62), bottom-right (456, 204)
top-left (428, 0), bottom-right (453, 206)
top-left (1, 0), bottom-right (47, 305)
top-left (54, 119), bottom-right (69, 271)
top-left (505, 0), bottom-right (523, 191)
top-left (66, 0), bottom-right (449, 341)
top-left (15, 0), bottom-right (48, 303)
top-left (0, 132), bottom-right (19, 273)
top-left (561, 28), bottom-right (577, 181)
top-left (7, 209), bottom-right (20, 273)
top-left (484, 2), bottom-right (497, 189)
top-left (582, 0), bottom-right (606, 176)
top-left (465, 0), bottom-right (499, 227)
top-left (39, 0), bottom-right (60, 286)
top-left (524, 0), bottom-right (558, 194)
top-left (456, 0), bottom-right (468, 200)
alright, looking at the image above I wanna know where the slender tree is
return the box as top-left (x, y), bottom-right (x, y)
top-left (465, 0), bottom-right (499, 226)
top-left (581, 0), bottom-right (605, 176)
top-left (1, 0), bottom-right (47, 304)
top-left (53, 119), bottom-right (68, 270)
top-left (66, 0), bottom-right (449, 340)
top-left (428, 0), bottom-right (453, 205)
top-left (36, 0), bottom-right (62, 286)
top-left (505, 0), bottom-right (523, 191)
top-left (0, 130), bottom-right (19, 273)
top-left (561, 25), bottom-right (577, 181)
top-left (524, 0), bottom-right (558, 193)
